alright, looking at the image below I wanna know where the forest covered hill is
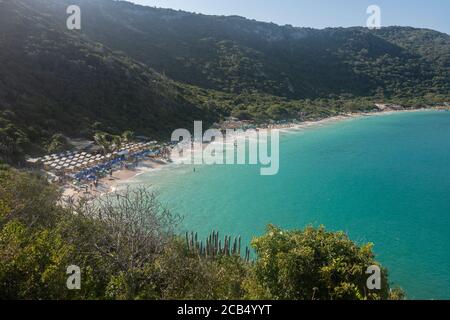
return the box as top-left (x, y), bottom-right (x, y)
top-left (0, 0), bottom-right (449, 161)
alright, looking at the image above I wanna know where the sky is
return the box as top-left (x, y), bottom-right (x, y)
top-left (128, 0), bottom-right (450, 34)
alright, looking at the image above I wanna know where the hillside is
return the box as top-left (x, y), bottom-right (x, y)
top-left (0, 0), bottom-right (220, 161)
top-left (19, 0), bottom-right (450, 99)
top-left (0, 0), bottom-right (449, 162)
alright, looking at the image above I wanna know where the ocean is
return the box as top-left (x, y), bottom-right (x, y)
top-left (125, 110), bottom-right (450, 299)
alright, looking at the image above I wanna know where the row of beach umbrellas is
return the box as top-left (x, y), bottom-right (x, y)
top-left (42, 152), bottom-right (114, 173)
top-left (37, 141), bottom-right (157, 175)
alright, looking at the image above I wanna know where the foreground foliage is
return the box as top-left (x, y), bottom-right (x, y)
top-left (246, 225), bottom-right (390, 300)
top-left (0, 167), bottom-right (404, 300)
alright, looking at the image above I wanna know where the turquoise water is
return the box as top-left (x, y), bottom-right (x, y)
top-left (129, 111), bottom-right (450, 299)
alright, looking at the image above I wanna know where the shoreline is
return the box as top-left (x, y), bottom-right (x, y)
top-left (265, 107), bottom-right (443, 132)
top-left (62, 158), bottom-right (169, 201)
top-left (62, 107), bottom-right (445, 199)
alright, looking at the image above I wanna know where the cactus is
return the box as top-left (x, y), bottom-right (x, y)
top-left (185, 230), bottom-right (252, 262)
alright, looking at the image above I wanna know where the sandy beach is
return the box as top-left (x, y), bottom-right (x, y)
top-left (274, 108), bottom-right (440, 132)
top-left (62, 158), bottom-right (168, 201)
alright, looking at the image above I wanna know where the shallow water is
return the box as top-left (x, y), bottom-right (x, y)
top-left (128, 111), bottom-right (450, 299)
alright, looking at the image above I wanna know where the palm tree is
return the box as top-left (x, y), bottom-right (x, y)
top-left (94, 132), bottom-right (112, 155)
top-left (112, 135), bottom-right (122, 152)
top-left (121, 130), bottom-right (134, 144)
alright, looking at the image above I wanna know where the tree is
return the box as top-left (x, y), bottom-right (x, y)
top-left (153, 239), bottom-right (249, 300)
top-left (76, 187), bottom-right (181, 299)
top-left (0, 122), bottom-right (29, 164)
top-left (245, 225), bottom-right (398, 300)
top-left (0, 168), bottom-right (62, 228)
top-left (0, 220), bottom-right (74, 299)
top-left (121, 131), bottom-right (134, 144)
top-left (47, 134), bottom-right (71, 154)
top-left (94, 132), bottom-right (113, 155)
top-left (94, 131), bottom-right (132, 155)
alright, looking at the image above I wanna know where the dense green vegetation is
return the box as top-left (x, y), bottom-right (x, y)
top-left (28, 0), bottom-right (450, 98)
top-left (0, 0), bottom-right (220, 161)
top-left (47, 0), bottom-right (449, 100)
top-left (0, 166), bottom-right (404, 300)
